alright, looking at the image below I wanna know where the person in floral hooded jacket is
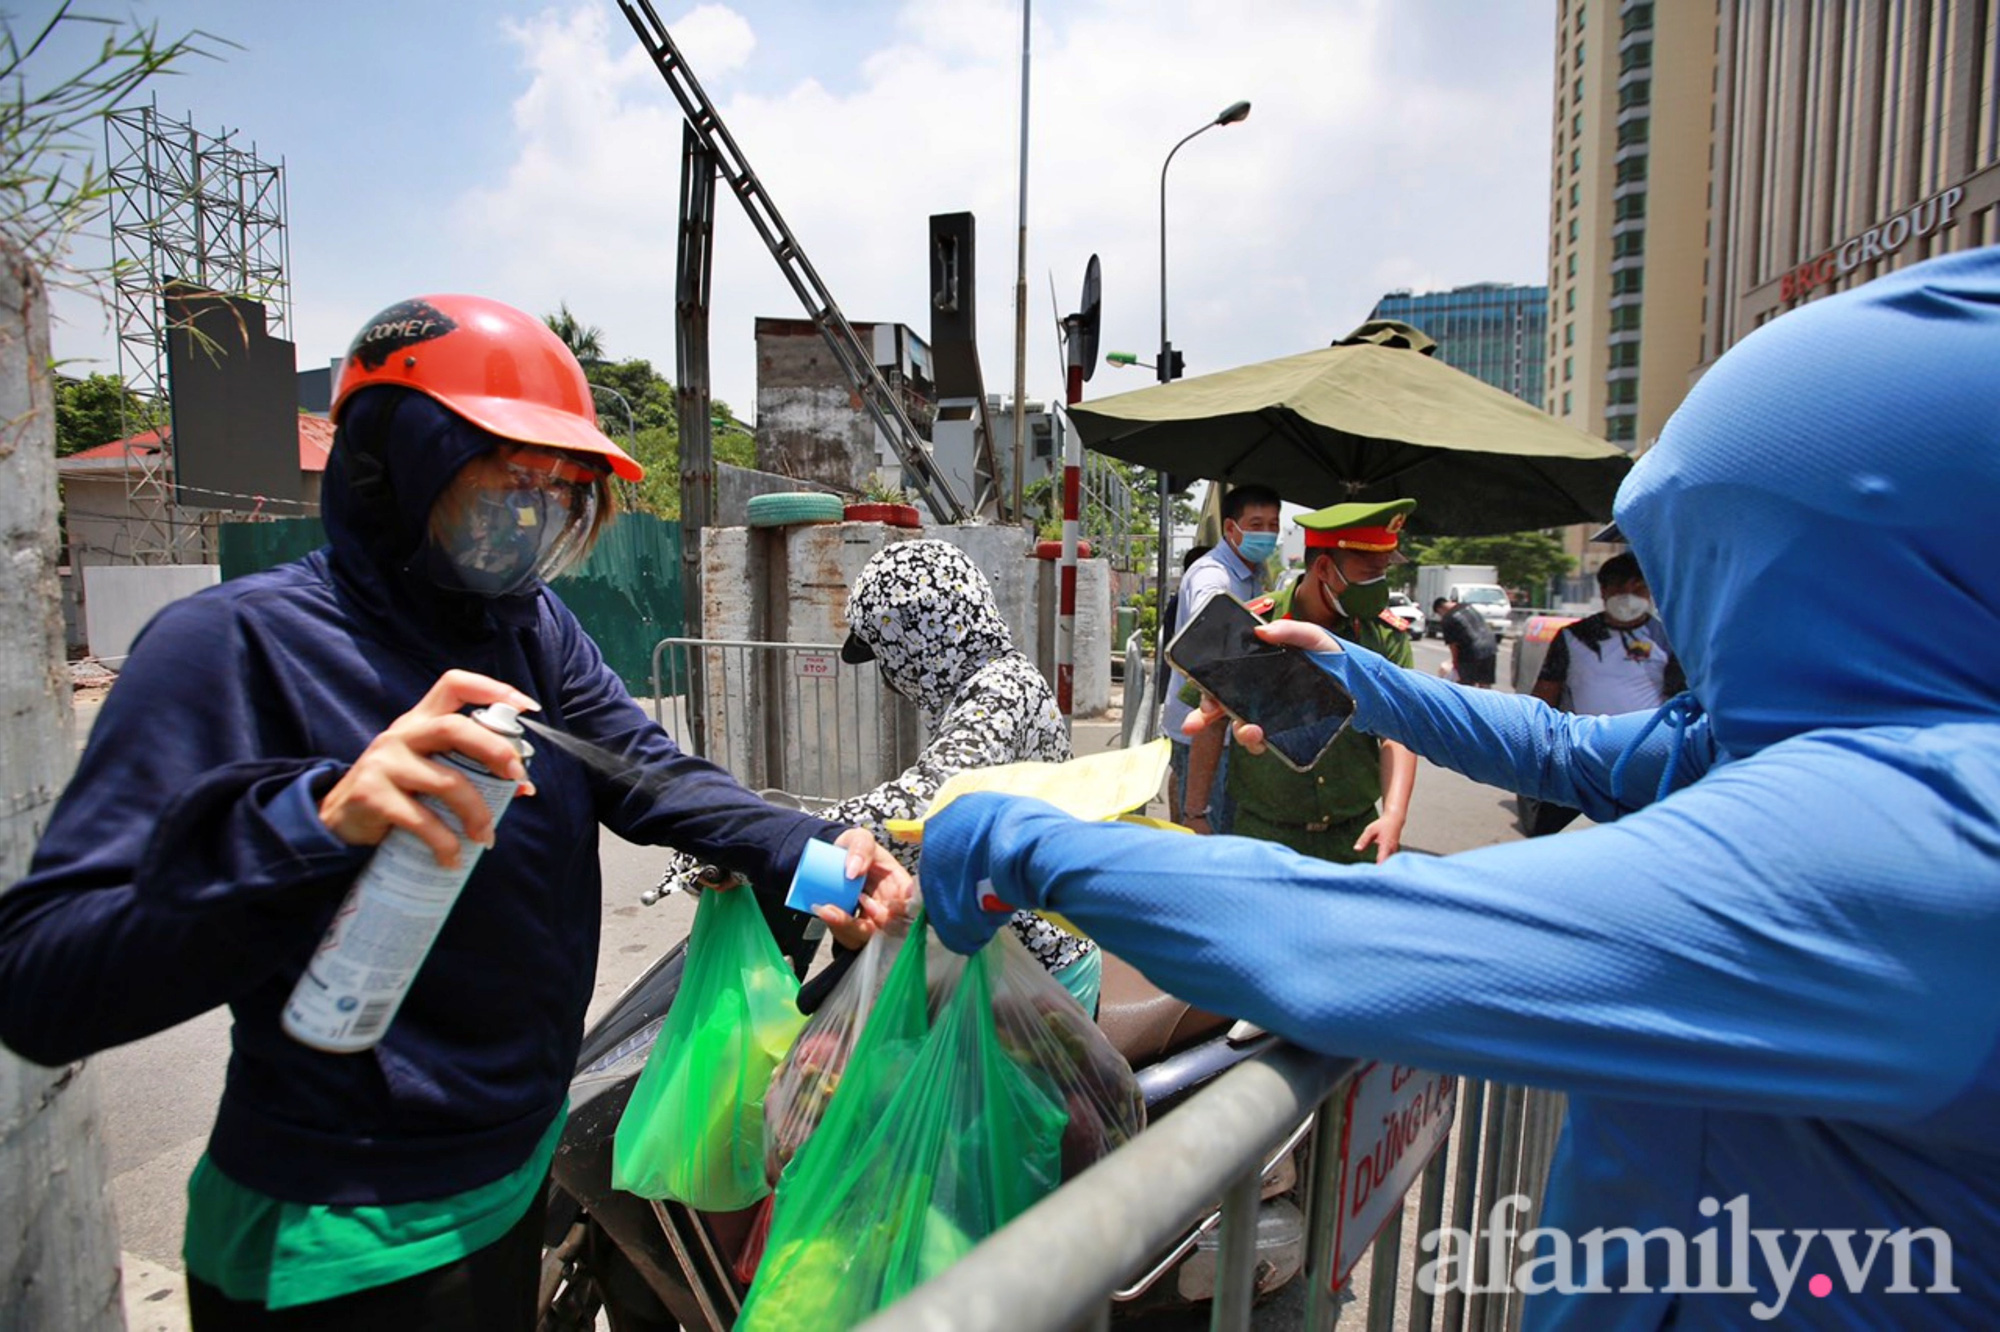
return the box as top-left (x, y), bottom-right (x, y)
top-left (828, 539), bottom-right (1099, 1010)
top-left (657, 539), bottom-right (1100, 1011)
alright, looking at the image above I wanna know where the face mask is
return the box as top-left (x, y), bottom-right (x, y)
top-left (1604, 593), bottom-right (1652, 624)
top-left (1337, 577), bottom-right (1392, 620)
top-left (1324, 558), bottom-right (1391, 620)
top-left (428, 448), bottom-right (601, 597)
top-left (1234, 530), bottom-right (1279, 565)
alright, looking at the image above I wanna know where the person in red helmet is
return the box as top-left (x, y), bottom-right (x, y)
top-left (0, 294), bottom-right (910, 1330)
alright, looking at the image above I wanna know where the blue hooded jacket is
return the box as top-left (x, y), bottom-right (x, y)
top-left (0, 388), bottom-right (841, 1205)
top-left (923, 246), bottom-right (2000, 1327)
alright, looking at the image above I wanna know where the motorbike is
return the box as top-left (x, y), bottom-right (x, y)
top-left (538, 807), bottom-right (1311, 1330)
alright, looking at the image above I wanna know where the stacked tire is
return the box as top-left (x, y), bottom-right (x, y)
top-left (745, 493), bottom-right (845, 529)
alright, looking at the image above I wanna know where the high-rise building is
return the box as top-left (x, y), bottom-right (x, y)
top-left (1706, 3), bottom-right (2000, 352)
top-left (1367, 282), bottom-right (1549, 406)
top-left (1550, 0), bottom-right (1999, 579)
top-left (1546, 0), bottom-right (1714, 456)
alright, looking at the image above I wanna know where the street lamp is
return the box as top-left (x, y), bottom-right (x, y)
top-left (1149, 98), bottom-right (1250, 740)
top-left (1159, 100), bottom-right (1250, 389)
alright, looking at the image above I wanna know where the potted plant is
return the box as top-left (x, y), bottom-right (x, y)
top-left (1031, 516), bottom-right (1092, 560)
top-left (843, 482), bottom-right (922, 529)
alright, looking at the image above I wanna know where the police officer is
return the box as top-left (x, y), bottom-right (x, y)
top-left (1223, 499), bottom-right (1420, 864)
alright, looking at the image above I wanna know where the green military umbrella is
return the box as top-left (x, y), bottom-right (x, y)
top-left (1070, 321), bottom-right (1632, 536)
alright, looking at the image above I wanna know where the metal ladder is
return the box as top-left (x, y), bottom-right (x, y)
top-left (617, 0), bottom-right (972, 523)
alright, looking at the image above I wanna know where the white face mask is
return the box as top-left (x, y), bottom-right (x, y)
top-left (1605, 593), bottom-right (1653, 624)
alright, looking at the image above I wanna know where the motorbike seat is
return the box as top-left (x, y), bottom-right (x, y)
top-left (1094, 951), bottom-right (1233, 1066)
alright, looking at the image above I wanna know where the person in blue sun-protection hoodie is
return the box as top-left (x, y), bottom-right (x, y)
top-left (919, 244), bottom-right (2000, 1329)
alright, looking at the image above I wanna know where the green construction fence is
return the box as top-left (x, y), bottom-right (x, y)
top-left (217, 513), bottom-right (686, 695)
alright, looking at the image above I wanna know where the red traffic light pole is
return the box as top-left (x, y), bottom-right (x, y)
top-left (1057, 314), bottom-right (1086, 719)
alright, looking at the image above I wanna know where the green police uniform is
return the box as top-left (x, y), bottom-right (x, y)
top-left (1226, 498), bottom-right (1417, 864)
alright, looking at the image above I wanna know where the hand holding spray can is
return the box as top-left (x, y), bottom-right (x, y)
top-left (282, 703), bottom-right (534, 1053)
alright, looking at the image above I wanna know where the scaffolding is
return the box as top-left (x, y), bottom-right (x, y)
top-left (104, 100), bottom-right (292, 563)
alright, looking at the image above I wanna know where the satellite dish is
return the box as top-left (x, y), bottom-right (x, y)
top-left (1078, 254), bottom-right (1102, 381)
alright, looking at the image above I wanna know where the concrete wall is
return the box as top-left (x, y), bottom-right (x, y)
top-left (754, 319), bottom-right (879, 492)
top-left (80, 564), bottom-right (220, 664)
top-left (927, 524), bottom-right (1038, 659)
top-left (929, 525), bottom-right (1117, 716)
top-left (63, 476), bottom-right (194, 567)
top-left (62, 473), bottom-right (324, 571)
top-left (61, 469), bottom-right (325, 658)
top-left (713, 462), bottom-right (839, 528)
top-left (701, 521), bottom-right (1044, 661)
top-left (752, 318), bottom-right (936, 495)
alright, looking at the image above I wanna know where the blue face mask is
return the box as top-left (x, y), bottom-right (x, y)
top-left (1235, 531), bottom-right (1279, 565)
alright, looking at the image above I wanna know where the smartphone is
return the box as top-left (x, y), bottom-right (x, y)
top-left (1166, 593), bottom-right (1356, 772)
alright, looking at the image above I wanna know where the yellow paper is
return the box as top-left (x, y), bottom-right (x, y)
top-left (1115, 813), bottom-right (1195, 835)
top-left (884, 739), bottom-right (1173, 846)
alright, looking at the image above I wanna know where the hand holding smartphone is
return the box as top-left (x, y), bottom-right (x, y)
top-left (1165, 593), bottom-right (1356, 772)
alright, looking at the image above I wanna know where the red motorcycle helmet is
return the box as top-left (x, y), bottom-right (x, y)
top-left (331, 294), bottom-right (644, 481)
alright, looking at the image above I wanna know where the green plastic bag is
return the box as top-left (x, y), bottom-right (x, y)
top-left (762, 917), bottom-right (911, 1185)
top-left (737, 915), bottom-right (1143, 1330)
top-left (611, 885), bottom-right (807, 1210)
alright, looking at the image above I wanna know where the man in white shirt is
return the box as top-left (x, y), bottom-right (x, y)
top-left (1162, 484), bottom-right (1280, 830)
top-left (1532, 552), bottom-right (1683, 717)
top-left (1525, 552), bottom-right (1684, 835)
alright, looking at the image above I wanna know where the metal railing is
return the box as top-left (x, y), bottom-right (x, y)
top-left (1080, 451), bottom-right (1142, 572)
top-left (649, 637), bottom-right (923, 804)
top-left (1117, 631), bottom-right (1155, 748)
top-left (859, 1046), bottom-right (1566, 1332)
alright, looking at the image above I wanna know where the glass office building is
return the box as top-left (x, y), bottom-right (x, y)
top-left (1707, 2), bottom-right (2000, 350)
top-left (1547, 0), bottom-right (1998, 572)
top-left (1554, 0), bottom-right (1999, 453)
top-left (1368, 282), bottom-right (1549, 407)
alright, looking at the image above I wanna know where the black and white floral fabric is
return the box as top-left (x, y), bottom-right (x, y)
top-left (653, 540), bottom-right (1093, 972)
top-left (826, 540), bottom-right (1091, 972)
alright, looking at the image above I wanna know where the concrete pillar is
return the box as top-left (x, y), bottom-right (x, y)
top-left (696, 521), bottom-right (921, 800)
top-left (1033, 556), bottom-right (1113, 717)
top-left (0, 244), bottom-right (124, 1331)
top-left (775, 523), bottom-right (918, 795)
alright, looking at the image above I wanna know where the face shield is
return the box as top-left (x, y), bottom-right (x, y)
top-left (426, 444), bottom-right (607, 597)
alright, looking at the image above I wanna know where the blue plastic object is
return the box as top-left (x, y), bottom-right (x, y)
top-left (784, 838), bottom-right (861, 916)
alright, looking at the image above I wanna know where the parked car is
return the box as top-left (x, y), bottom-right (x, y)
top-left (1386, 591), bottom-right (1426, 640)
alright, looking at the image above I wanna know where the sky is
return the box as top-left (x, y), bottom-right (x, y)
top-left (35, 0), bottom-right (1558, 428)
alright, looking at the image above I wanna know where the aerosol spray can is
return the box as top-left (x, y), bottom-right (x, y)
top-left (282, 703), bottom-right (534, 1053)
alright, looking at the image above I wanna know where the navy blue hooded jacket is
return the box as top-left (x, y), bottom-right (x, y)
top-left (923, 246), bottom-right (2000, 1326)
top-left (0, 388), bottom-right (840, 1205)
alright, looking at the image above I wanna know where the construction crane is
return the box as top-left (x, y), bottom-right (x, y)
top-left (617, 0), bottom-right (973, 525)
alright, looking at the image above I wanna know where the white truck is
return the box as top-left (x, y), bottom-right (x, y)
top-left (1414, 563), bottom-right (1514, 639)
